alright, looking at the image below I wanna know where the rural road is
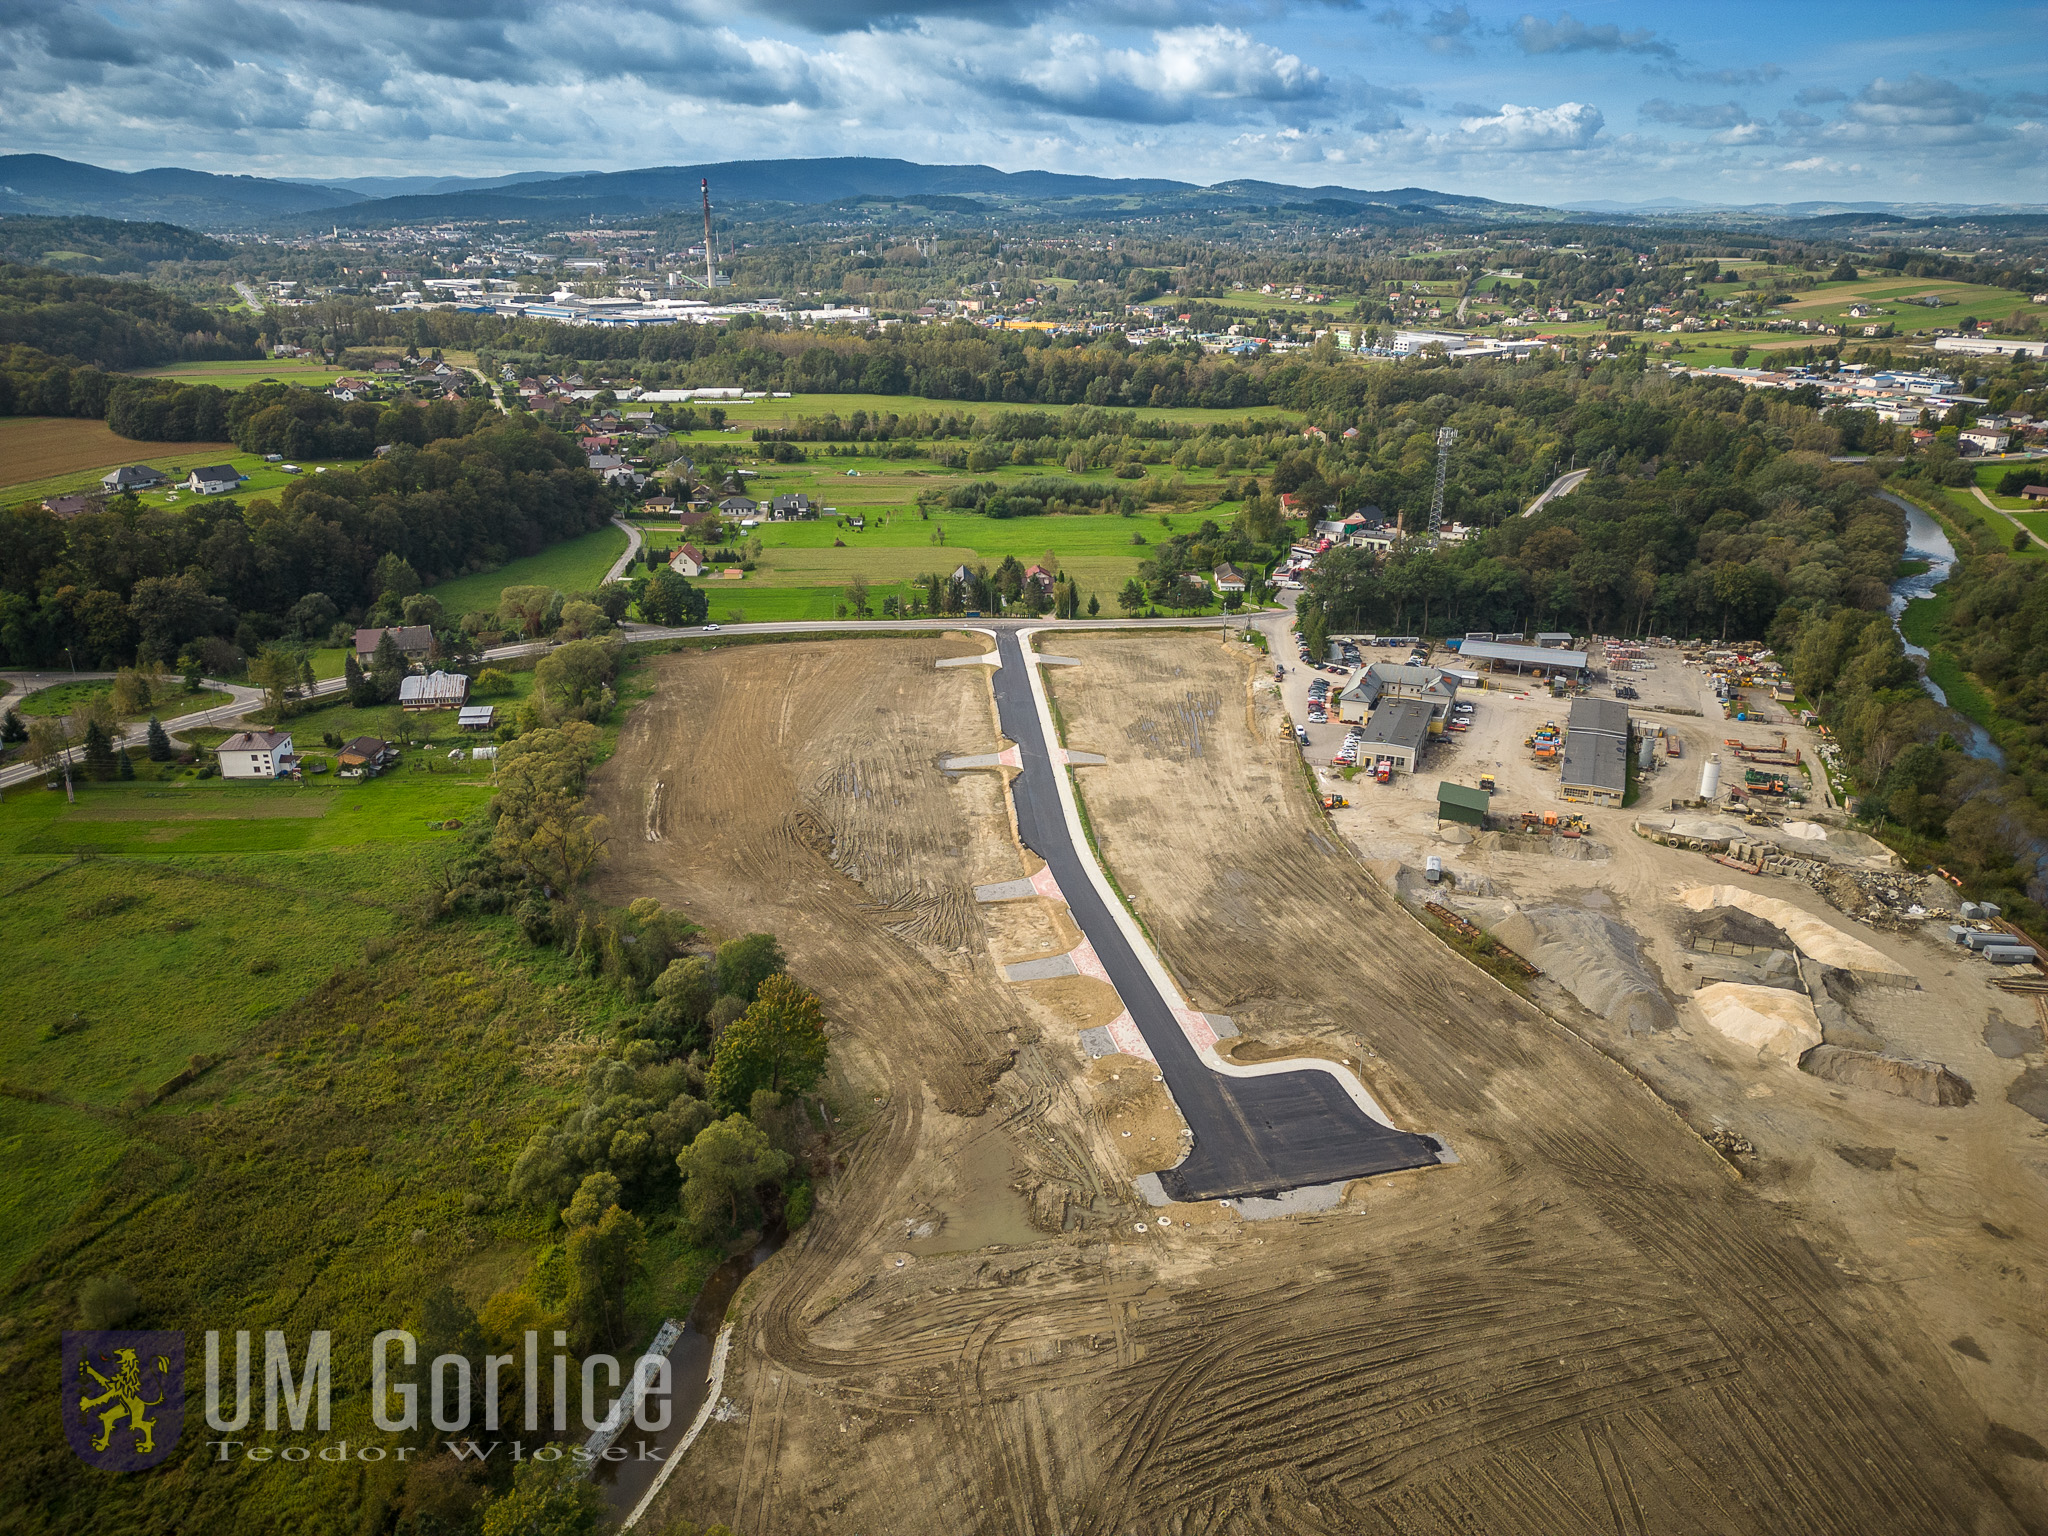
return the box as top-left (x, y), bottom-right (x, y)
top-left (604, 517), bottom-right (645, 583)
top-left (986, 624), bottom-right (1447, 1201)
top-left (1521, 466), bottom-right (1590, 517)
top-left (1971, 485), bottom-right (2048, 549)
top-left (232, 281), bottom-right (265, 314)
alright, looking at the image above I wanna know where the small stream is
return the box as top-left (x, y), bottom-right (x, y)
top-left (1881, 491), bottom-right (2002, 764)
top-left (593, 1233), bottom-right (781, 1520)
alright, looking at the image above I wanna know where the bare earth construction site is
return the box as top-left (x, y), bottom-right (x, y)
top-left (592, 628), bottom-right (2047, 1536)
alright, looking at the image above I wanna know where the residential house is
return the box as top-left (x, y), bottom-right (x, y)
top-left (1960, 428), bottom-right (2010, 455)
top-left (354, 625), bottom-right (435, 665)
top-left (719, 495), bottom-right (760, 518)
top-left (670, 544), bottom-right (707, 577)
top-left (1213, 563), bottom-right (1247, 593)
top-left (1023, 564), bottom-right (1056, 594)
top-left (642, 496), bottom-right (676, 516)
top-left (43, 493), bottom-right (96, 518)
top-left (2022, 485), bottom-right (2048, 501)
top-left (586, 453), bottom-right (625, 473)
top-left (101, 465), bottom-right (164, 493)
top-left (184, 465), bottom-right (246, 495)
top-left (769, 492), bottom-right (815, 520)
top-left (328, 378), bottom-right (368, 402)
top-left (218, 730), bottom-right (296, 780)
top-left (370, 357), bottom-right (405, 373)
top-left (398, 671), bottom-right (470, 711)
top-left (335, 736), bottom-right (395, 778)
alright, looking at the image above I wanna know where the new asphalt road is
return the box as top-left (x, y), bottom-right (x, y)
top-left (988, 626), bottom-right (1445, 1201)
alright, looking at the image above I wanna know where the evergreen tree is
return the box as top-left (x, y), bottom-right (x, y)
top-left (82, 720), bottom-right (117, 782)
top-left (1087, 592), bottom-right (1100, 617)
top-left (0, 708), bottom-right (25, 744)
top-left (344, 651), bottom-right (374, 707)
top-left (116, 746), bottom-right (135, 780)
top-left (145, 715), bottom-right (172, 760)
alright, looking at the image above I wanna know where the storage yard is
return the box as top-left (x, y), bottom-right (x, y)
top-left (591, 625), bottom-right (2047, 1534)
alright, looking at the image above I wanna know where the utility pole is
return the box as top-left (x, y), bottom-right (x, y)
top-left (701, 179), bottom-right (716, 290)
top-left (1428, 426), bottom-right (1457, 534)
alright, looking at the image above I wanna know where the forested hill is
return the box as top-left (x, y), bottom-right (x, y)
top-left (0, 414), bottom-right (608, 669)
top-left (0, 264), bottom-right (259, 370)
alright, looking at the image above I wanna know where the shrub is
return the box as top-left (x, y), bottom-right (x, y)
top-left (78, 1275), bottom-right (140, 1329)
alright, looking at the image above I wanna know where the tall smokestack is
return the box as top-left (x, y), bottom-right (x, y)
top-left (701, 178), bottom-right (715, 289)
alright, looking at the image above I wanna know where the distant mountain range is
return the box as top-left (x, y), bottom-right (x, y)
top-left (0, 152), bottom-right (1531, 229)
top-left (3, 152), bottom-right (2041, 234)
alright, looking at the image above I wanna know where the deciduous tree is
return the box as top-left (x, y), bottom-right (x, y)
top-left (707, 974), bottom-right (829, 1114)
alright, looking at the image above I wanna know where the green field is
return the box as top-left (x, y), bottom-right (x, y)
top-left (426, 522), bottom-right (630, 615)
top-left (2, 450), bottom-right (374, 511)
top-left (14, 678), bottom-right (231, 721)
top-left (126, 357), bottom-right (348, 391)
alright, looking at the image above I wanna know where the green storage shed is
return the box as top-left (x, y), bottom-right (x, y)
top-left (1437, 781), bottom-right (1490, 828)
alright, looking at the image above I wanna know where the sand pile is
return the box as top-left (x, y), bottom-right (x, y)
top-left (1694, 982), bottom-right (1823, 1062)
top-left (1492, 904), bottom-right (1676, 1035)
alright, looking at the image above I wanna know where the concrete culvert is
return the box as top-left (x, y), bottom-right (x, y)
top-left (1799, 1044), bottom-right (1974, 1106)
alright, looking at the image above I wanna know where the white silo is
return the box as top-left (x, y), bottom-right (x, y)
top-left (1699, 757), bottom-right (1720, 800)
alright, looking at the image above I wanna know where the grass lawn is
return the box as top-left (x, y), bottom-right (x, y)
top-left (15, 678), bottom-right (231, 721)
top-left (426, 523), bottom-right (630, 616)
top-left (124, 357), bottom-right (347, 391)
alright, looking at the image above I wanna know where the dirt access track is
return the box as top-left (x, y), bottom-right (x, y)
top-left (592, 630), bottom-right (2044, 1536)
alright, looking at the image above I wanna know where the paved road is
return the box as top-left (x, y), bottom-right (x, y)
top-left (1522, 466), bottom-right (1590, 517)
top-left (986, 624), bottom-right (1445, 1201)
top-left (604, 517), bottom-right (645, 583)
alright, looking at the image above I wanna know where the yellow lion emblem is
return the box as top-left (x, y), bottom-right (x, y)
top-left (77, 1347), bottom-right (167, 1454)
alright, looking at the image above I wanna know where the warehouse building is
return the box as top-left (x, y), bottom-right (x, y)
top-left (1359, 700), bottom-right (1435, 775)
top-left (1454, 637), bottom-right (1591, 681)
top-left (1437, 781), bottom-right (1490, 828)
top-left (1560, 696), bottom-right (1631, 804)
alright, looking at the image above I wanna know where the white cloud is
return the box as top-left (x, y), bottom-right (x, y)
top-left (1456, 101), bottom-right (1603, 150)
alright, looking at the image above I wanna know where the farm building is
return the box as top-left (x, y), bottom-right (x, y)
top-left (457, 706), bottom-right (496, 731)
top-left (336, 736), bottom-right (395, 777)
top-left (1560, 697), bottom-right (1631, 805)
top-left (398, 671), bottom-right (470, 711)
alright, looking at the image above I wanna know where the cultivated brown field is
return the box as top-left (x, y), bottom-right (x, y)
top-left (0, 416), bottom-right (235, 496)
top-left (591, 632), bottom-right (2045, 1536)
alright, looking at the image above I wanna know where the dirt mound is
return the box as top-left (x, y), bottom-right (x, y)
top-left (1490, 903), bottom-right (1676, 1034)
top-left (1695, 982), bottom-right (1823, 1061)
top-left (1984, 1011), bottom-right (2045, 1059)
top-left (1799, 1044), bottom-right (1974, 1106)
top-left (1677, 884), bottom-right (1915, 982)
top-left (1686, 905), bottom-right (1794, 951)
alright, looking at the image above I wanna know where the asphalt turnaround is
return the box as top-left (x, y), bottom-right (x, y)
top-left (990, 628), bottom-right (1444, 1201)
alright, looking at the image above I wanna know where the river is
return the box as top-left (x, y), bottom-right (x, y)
top-left (1882, 491), bottom-right (2002, 763)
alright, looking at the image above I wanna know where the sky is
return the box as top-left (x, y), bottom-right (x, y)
top-left (4, 0), bottom-right (2044, 205)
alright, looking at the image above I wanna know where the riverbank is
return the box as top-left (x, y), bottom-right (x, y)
top-left (1883, 491), bottom-right (2004, 763)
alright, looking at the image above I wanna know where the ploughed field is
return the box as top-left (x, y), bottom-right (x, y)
top-left (588, 630), bottom-right (2038, 1536)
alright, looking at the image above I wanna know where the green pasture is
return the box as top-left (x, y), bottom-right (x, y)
top-left (426, 522), bottom-right (630, 615)
top-left (125, 357), bottom-right (348, 391)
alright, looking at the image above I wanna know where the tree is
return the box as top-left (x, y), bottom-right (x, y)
top-left (401, 592), bottom-right (445, 628)
top-left (2015, 527), bottom-right (2031, 553)
top-left (249, 646), bottom-right (302, 719)
top-left (116, 745), bottom-right (135, 780)
top-left (81, 719), bottom-right (117, 781)
top-left (563, 1203), bottom-right (645, 1350)
top-left (26, 716), bottom-right (70, 769)
top-left (846, 574), bottom-right (871, 617)
top-left (1, 709), bottom-right (27, 745)
top-left (561, 1170), bottom-right (623, 1229)
top-left (715, 933), bottom-right (786, 1003)
top-left (343, 651), bottom-right (375, 707)
top-left (498, 584), bottom-right (556, 638)
top-left (494, 722), bottom-right (610, 891)
top-left (372, 552), bottom-right (423, 602)
top-left (110, 667), bottom-right (152, 716)
top-left (532, 638), bottom-right (618, 722)
top-left (676, 1113), bottom-right (792, 1239)
top-left (479, 1457), bottom-right (603, 1536)
top-left (555, 599), bottom-right (610, 640)
top-left (286, 591), bottom-right (338, 640)
top-left (708, 974), bottom-right (829, 1114)
top-left (638, 568), bottom-right (707, 627)
top-left (1118, 577), bottom-right (1145, 615)
top-left (1087, 592), bottom-right (1100, 617)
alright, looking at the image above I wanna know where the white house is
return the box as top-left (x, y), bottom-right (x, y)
top-left (218, 730), bottom-right (295, 780)
top-left (670, 544), bottom-right (707, 577)
top-left (1960, 428), bottom-right (2011, 455)
top-left (185, 465), bottom-right (246, 495)
top-left (1213, 562), bottom-right (1247, 593)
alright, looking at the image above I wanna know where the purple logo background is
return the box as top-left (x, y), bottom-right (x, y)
top-left (62, 1331), bottom-right (184, 1471)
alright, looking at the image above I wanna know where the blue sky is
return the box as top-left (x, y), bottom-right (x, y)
top-left (4, 1), bottom-right (2043, 203)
